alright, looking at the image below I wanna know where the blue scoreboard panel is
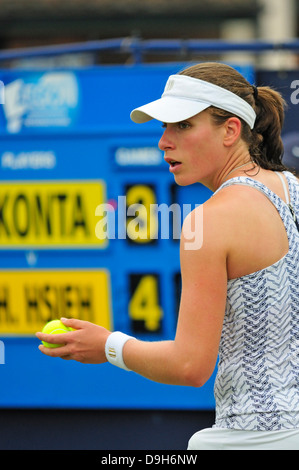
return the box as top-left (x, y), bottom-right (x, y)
top-left (0, 63), bottom-right (254, 409)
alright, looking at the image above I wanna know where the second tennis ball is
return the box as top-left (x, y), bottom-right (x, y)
top-left (42, 319), bottom-right (72, 348)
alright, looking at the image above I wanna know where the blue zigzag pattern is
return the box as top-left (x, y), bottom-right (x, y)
top-left (213, 172), bottom-right (299, 431)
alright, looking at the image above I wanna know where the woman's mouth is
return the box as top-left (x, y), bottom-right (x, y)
top-left (169, 160), bottom-right (182, 173)
top-left (165, 157), bottom-right (182, 172)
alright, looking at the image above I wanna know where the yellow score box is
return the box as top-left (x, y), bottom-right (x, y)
top-left (0, 180), bottom-right (107, 248)
top-left (0, 270), bottom-right (112, 335)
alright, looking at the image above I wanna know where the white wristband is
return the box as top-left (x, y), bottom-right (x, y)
top-left (105, 331), bottom-right (135, 371)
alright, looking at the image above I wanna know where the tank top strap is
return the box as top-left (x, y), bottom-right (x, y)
top-left (284, 171), bottom-right (299, 223)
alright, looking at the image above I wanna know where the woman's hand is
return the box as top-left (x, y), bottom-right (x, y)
top-left (35, 318), bottom-right (111, 364)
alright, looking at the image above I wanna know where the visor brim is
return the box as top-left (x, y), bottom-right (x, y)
top-left (130, 96), bottom-right (210, 124)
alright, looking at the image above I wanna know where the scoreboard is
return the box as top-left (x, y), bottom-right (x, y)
top-left (0, 63), bottom-right (254, 409)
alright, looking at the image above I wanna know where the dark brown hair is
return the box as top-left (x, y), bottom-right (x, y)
top-left (179, 62), bottom-right (288, 172)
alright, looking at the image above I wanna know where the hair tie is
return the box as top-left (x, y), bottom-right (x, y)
top-left (252, 85), bottom-right (258, 100)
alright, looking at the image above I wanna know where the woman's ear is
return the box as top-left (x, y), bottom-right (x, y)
top-left (223, 117), bottom-right (242, 147)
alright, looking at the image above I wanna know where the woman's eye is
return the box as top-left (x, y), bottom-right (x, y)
top-left (161, 122), bottom-right (190, 130)
top-left (178, 121), bottom-right (190, 129)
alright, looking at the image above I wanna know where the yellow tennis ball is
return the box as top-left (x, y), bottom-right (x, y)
top-left (41, 319), bottom-right (72, 348)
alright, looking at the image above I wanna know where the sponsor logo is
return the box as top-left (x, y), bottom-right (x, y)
top-left (2, 72), bottom-right (79, 133)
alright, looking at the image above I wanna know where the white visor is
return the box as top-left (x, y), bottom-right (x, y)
top-left (130, 74), bottom-right (256, 129)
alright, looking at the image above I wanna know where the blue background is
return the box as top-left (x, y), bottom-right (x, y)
top-left (0, 63), bottom-right (254, 409)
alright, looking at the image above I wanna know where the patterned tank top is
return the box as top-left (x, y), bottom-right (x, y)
top-left (212, 171), bottom-right (299, 431)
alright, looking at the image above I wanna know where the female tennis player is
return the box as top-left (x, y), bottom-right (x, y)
top-left (36, 62), bottom-right (299, 450)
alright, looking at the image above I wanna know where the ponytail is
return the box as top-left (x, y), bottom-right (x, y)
top-left (250, 86), bottom-right (287, 171)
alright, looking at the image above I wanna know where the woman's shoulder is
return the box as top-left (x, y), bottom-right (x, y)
top-left (200, 180), bottom-right (281, 247)
top-left (206, 181), bottom-right (265, 211)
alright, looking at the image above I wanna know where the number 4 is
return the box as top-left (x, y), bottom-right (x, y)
top-left (129, 275), bottom-right (163, 332)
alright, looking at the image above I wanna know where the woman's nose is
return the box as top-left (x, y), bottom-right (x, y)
top-left (158, 127), bottom-right (174, 151)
